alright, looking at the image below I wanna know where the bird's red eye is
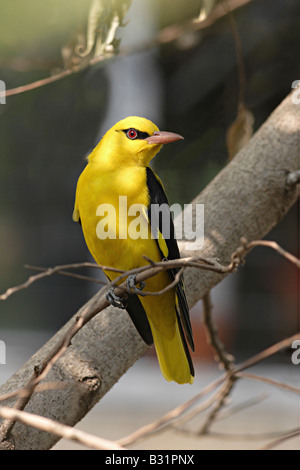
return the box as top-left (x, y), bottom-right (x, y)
top-left (127, 129), bottom-right (138, 140)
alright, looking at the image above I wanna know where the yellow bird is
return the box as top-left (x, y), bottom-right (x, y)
top-left (73, 116), bottom-right (194, 384)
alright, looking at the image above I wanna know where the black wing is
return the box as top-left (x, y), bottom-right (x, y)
top-left (106, 272), bottom-right (153, 346)
top-left (146, 167), bottom-right (194, 351)
top-left (125, 294), bottom-right (153, 345)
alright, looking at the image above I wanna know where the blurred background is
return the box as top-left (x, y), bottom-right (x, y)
top-left (0, 0), bottom-right (299, 450)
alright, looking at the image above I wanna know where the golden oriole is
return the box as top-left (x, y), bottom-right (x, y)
top-left (73, 116), bottom-right (194, 384)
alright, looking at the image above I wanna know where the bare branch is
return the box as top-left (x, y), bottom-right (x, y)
top-left (118, 334), bottom-right (299, 447)
top-left (0, 383), bottom-right (69, 403)
top-left (202, 292), bottom-right (235, 371)
top-left (235, 372), bottom-right (300, 395)
top-left (117, 376), bottom-right (225, 447)
top-left (0, 255), bottom-right (239, 302)
top-left (260, 428), bottom-right (300, 450)
top-left (244, 239), bottom-right (300, 268)
top-left (233, 334), bottom-right (300, 375)
top-left (202, 428), bottom-right (299, 442)
top-left (0, 407), bottom-right (125, 451)
top-left (197, 377), bottom-right (236, 435)
top-left (25, 264), bottom-right (107, 286)
top-left (0, 0), bottom-right (252, 100)
top-left (0, 262), bottom-right (106, 301)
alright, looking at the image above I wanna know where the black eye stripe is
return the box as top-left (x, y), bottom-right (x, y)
top-left (122, 128), bottom-right (150, 140)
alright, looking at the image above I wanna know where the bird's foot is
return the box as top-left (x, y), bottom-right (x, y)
top-left (106, 288), bottom-right (128, 309)
top-left (126, 274), bottom-right (146, 294)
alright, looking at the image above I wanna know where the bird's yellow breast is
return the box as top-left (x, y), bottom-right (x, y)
top-left (74, 162), bottom-right (162, 277)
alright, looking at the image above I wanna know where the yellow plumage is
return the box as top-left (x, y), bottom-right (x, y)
top-left (73, 116), bottom-right (194, 384)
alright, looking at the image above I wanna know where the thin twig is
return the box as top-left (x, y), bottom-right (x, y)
top-left (25, 264), bottom-right (107, 286)
top-left (0, 407), bottom-right (125, 450)
top-left (221, 0), bottom-right (247, 108)
top-left (197, 376), bottom-right (237, 435)
top-left (202, 292), bottom-right (234, 371)
top-left (233, 334), bottom-right (300, 375)
top-left (118, 334), bottom-right (299, 447)
top-left (260, 428), bottom-right (300, 450)
top-left (2, 238), bottom-right (297, 303)
top-left (235, 372), bottom-right (300, 395)
top-left (0, 0), bottom-right (252, 99)
top-left (0, 382), bottom-right (70, 403)
top-left (200, 428), bottom-right (299, 442)
top-left (0, 262), bottom-right (109, 301)
top-left (126, 267), bottom-right (185, 297)
top-left (196, 235), bottom-right (300, 435)
top-left (244, 239), bottom-right (300, 268)
top-left (169, 378), bottom-right (235, 430)
top-left (117, 376), bottom-right (225, 447)
top-left (200, 288), bottom-right (235, 435)
top-left (0, 255), bottom-right (238, 302)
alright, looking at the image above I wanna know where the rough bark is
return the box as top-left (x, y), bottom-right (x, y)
top-left (180, 92), bottom-right (299, 305)
top-left (0, 93), bottom-right (299, 450)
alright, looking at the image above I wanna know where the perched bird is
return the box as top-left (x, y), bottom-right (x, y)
top-left (73, 116), bottom-right (194, 384)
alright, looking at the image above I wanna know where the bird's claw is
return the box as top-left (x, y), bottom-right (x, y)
top-left (106, 288), bottom-right (127, 309)
top-left (126, 274), bottom-right (145, 293)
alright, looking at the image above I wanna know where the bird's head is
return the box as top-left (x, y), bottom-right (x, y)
top-left (88, 116), bottom-right (184, 168)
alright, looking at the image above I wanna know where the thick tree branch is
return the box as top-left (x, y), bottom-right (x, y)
top-left (0, 93), bottom-right (299, 450)
top-left (178, 92), bottom-right (299, 305)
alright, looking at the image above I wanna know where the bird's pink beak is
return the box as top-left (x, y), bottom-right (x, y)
top-left (146, 131), bottom-right (184, 145)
